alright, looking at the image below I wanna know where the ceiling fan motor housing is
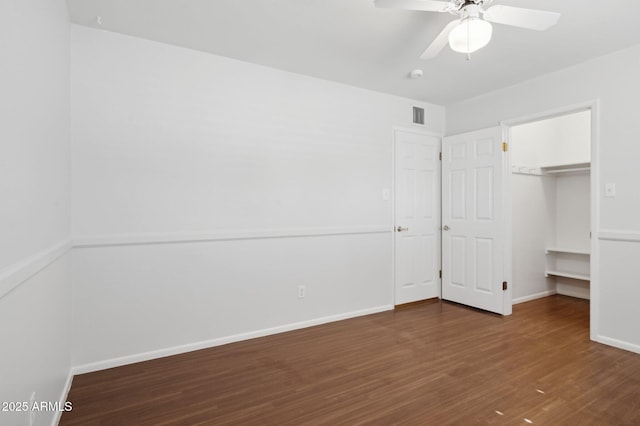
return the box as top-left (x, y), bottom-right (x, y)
top-left (460, 4), bottom-right (482, 19)
top-left (454, 0), bottom-right (489, 12)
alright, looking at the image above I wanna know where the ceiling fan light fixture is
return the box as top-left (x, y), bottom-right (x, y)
top-left (448, 17), bottom-right (493, 54)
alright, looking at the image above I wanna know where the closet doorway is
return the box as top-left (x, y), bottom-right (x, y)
top-left (506, 105), bottom-right (596, 329)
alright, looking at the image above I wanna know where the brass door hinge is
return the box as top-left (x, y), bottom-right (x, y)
top-left (439, 152), bottom-right (442, 161)
top-left (439, 270), bottom-right (442, 279)
top-left (502, 142), bottom-right (508, 152)
top-left (502, 281), bottom-right (508, 291)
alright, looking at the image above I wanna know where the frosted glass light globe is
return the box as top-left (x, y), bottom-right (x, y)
top-left (448, 18), bottom-right (493, 54)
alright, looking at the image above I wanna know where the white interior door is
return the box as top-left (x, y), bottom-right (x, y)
top-left (394, 129), bottom-right (440, 305)
top-left (441, 127), bottom-right (509, 314)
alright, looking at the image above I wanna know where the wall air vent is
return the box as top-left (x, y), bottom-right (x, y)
top-left (413, 106), bottom-right (425, 125)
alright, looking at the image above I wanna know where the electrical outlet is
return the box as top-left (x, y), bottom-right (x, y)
top-left (605, 183), bottom-right (616, 197)
top-left (29, 391), bottom-right (36, 426)
top-left (297, 285), bottom-right (305, 299)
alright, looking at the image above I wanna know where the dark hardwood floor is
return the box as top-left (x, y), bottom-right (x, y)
top-left (61, 296), bottom-right (640, 425)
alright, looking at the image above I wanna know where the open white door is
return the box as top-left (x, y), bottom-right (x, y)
top-left (442, 127), bottom-right (509, 314)
top-left (394, 129), bottom-right (440, 305)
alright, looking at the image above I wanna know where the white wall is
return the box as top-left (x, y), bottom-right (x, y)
top-left (70, 25), bottom-right (445, 369)
top-left (556, 174), bottom-right (590, 250)
top-left (72, 234), bottom-right (391, 368)
top-left (448, 44), bottom-right (640, 353)
top-left (555, 173), bottom-right (591, 299)
top-left (511, 174), bottom-right (556, 302)
top-left (0, 0), bottom-right (72, 425)
top-left (511, 110), bottom-right (591, 169)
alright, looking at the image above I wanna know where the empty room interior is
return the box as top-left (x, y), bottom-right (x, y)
top-left (3, 0), bottom-right (640, 424)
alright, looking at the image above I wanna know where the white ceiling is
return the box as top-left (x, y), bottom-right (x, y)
top-left (66, 0), bottom-right (640, 106)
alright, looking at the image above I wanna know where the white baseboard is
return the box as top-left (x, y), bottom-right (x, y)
top-left (72, 304), bottom-right (393, 375)
top-left (556, 287), bottom-right (590, 300)
top-left (595, 335), bottom-right (640, 355)
top-left (51, 370), bottom-right (73, 426)
top-left (512, 290), bottom-right (557, 305)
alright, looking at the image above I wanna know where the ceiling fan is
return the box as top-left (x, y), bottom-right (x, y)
top-left (374, 0), bottom-right (560, 59)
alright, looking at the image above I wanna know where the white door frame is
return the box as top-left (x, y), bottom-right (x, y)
top-left (501, 99), bottom-right (600, 338)
top-left (391, 126), bottom-right (443, 306)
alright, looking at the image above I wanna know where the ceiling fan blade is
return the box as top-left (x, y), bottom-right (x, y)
top-left (420, 20), bottom-right (459, 60)
top-left (374, 0), bottom-right (451, 13)
top-left (483, 5), bottom-right (560, 31)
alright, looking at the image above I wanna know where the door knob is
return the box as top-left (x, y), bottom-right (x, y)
top-left (396, 226), bottom-right (409, 232)
top-left (443, 225), bottom-right (450, 231)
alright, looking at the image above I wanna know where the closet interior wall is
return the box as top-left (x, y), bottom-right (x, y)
top-left (511, 110), bottom-right (591, 303)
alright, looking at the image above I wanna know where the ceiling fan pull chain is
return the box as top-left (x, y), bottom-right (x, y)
top-left (467, 16), bottom-right (470, 54)
top-left (466, 18), bottom-right (471, 61)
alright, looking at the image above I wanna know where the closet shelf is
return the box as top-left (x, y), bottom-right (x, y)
top-left (541, 162), bottom-right (590, 174)
top-left (545, 270), bottom-right (590, 281)
top-left (545, 247), bottom-right (590, 255)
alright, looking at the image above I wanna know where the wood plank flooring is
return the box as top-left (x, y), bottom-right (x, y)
top-left (61, 296), bottom-right (640, 425)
